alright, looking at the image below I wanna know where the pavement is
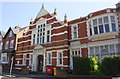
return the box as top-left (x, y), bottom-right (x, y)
top-left (0, 72), bottom-right (54, 79)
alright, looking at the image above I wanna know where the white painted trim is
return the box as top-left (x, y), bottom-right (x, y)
top-left (69, 20), bottom-right (86, 26)
top-left (71, 24), bottom-right (78, 39)
top-left (16, 58), bottom-right (23, 60)
top-left (51, 31), bottom-right (67, 36)
top-left (52, 25), bottom-right (67, 30)
top-left (19, 34), bottom-right (31, 39)
top-left (69, 37), bottom-right (88, 41)
top-left (18, 40), bottom-right (31, 44)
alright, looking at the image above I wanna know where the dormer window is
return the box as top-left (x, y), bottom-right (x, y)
top-left (9, 31), bottom-right (12, 37)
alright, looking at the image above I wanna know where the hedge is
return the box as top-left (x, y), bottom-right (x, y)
top-left (100, 56), bottom-right (120, 76)
top-left (73, 57), bottom-right (96, 75)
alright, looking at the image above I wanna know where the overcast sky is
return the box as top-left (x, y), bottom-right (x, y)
top-left (0, 0), bottom-right (119, 32)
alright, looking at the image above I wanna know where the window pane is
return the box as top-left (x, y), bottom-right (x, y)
top-left (105, 24), bottom-right (110, 32)
top-left (47, 35), bottom-right (50, 42)
top-left (41, 25), bottom-right (42, 28)
top-left (73, 32), bottom-right (77, 38)
top-left (40, 33), bottom-right (42, 36)
top-left (75, 51), bottom-right (77, 55)
top-left (72, 51), bottom-right (74, 55)
top-left (111, 23), bottom-right (116, 32)
top-left (37, 34), bottom-right (39, 37)
top-left (93, 19), bottom-right (97, 25)
top-left (47, 30), bottom-right (50, 34)
top-left (110, 45), bottom-right (115, 53)
top-left (33, 34), bottom-right (35, 38)
top-left (99, 25), bottom-right (104, 33)
top-left (38, 30), bottom-right (39, 32)
top-left (59, 53), bottom-right (62, 57)
top-left (73, 26), bottom-right (77, 31)
top-left (43, 32), bottom-right (45, 35)
top-left (59, 58), bottom-right (62, 64)
top-left (90, 47), bottom-right (94, 54)
top-left (94, 27), bottom-right (98, 34)
top-left (98, 18), bottom-right (102, 24)
top-left (43, 28), bottom-right (45, 31)
top-left (95, 47), bottom-right (99, 54)
top-left (90, 28), bottom-right (92, 35)
top-left (110, 16), bottom-right (115, 22)
top-left (103, 16), bottom-right (109, 23)
top-left (37, 38), bottom-right (39, 44)
top-left (38, 26), bottom-right (40, 28)
top-left (42, 37), bottom-right (44, 43)
top-left (33, 39), bottom-right (35, 45)
top-left (40, 38), bottom-right (41, 43)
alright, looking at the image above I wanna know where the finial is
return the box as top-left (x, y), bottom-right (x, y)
top-left (42, 3), bottom-right (44, 8)
top-left (54, 8), bottom-right (57, 15)
top-left (64, 14), bottom-right (67, 23)
top-left (64, 14), bottom-right (67, 21)
top-left (30, 18), bottom-right (33, 21)
top-left (54, 8), bottom-right (56, 13)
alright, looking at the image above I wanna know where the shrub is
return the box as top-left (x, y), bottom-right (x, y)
top-left (73, 57), bottom-right (94, 75)
top-left (100, 56), bottom-right (120, 76)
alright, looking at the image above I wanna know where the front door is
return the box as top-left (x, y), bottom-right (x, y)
top-left (37, 55), bottom-right (43, 72)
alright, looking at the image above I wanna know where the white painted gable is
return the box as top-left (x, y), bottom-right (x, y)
top-left (35, 4), bottom-right (49, 19)
top-left (35, 17), bottom-right (46, 24)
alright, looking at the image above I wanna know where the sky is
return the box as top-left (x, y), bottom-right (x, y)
top-left (0, 0), bottom-right (119, 32)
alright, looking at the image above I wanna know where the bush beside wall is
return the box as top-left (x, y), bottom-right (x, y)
top-left (100, 56), bottom-right (120, 76)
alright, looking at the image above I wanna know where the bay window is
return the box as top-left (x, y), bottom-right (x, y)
top-left (88, 15), bottom-right (117, 36)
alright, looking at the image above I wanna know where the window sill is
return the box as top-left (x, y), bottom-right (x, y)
top-left (89, 31), bottom-right (118, 41)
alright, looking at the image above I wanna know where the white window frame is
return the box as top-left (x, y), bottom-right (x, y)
top-left (5, 41), bottom-right (9, 49)
top-left (57, 52), bottom-right (63, 66)
top-left (72, 24), bottom-right (78, 39)
top-left (9, 31), bottom-right (12, 37)
top-left (88, 14), bottom-right (118, 36)
top-left (89, 44), bottom-right (117, 62)
top-left (10, 40), bottom-right (14, 48)
top-left (47, 52), bottom-right (52, 65)
top-left (22, 54), bottom-right (26, 65)
top-left (29, 54), bottom-right (33, 65)
top-left (1, 53), bottom-right (8, 63)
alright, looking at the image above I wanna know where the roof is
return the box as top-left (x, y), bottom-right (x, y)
top-left (118, 1), bottom-right (120, 3)
top-left (11, 27), bottom-right (20, 34)
top-left (3, 27), bottom-right (20, 38)
top-left (35, 4), bottom-right (49, 19)
top-left (0, 31), bottom-right (5, 36)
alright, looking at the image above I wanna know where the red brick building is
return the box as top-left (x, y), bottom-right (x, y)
top-left (1, 26), bottom-right (29, 69)
top-left (14, 2), bottom-right (120, 72)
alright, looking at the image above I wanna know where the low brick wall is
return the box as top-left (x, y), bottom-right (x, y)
top-left (55, 67), bottom-right (112, 79)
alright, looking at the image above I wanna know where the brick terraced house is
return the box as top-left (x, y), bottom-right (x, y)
top-left (1, 26), bottom-right (29, 69)
top-left (0, 31), bottom-right (5, 63)
top-left (13, 2), bottom-right (120, 73)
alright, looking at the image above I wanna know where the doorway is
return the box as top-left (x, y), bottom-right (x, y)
top-left (37, 55), bottom-right (43, 72)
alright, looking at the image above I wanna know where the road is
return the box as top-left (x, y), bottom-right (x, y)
top-left (1, 72), bottom-right (54, 79)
